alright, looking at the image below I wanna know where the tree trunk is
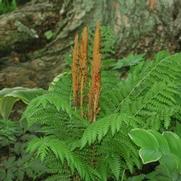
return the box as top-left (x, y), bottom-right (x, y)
top-left (0, 0), bottom-right (181, 88)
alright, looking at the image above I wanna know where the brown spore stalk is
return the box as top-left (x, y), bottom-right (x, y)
top-left (148, 0), bottom-right (157, 10)
top-left (79, 26), bottom-right (88, 116)
top-left (88, 23), bottom-right (101, 122)
top-left (72, 33), bottom-right (80, 107)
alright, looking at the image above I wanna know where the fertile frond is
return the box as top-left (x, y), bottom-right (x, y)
top-left (72, 33), bottom-right (80, 106)
top-left (88, 22), bottom-right (101, 122)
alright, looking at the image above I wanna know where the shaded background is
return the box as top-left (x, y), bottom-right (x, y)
top-left (0, 0), bottom-right (181, 88)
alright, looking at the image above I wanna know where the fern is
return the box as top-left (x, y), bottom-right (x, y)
top-left (81, 113), bottom-right (139, 147)
top-left (27, 136), bottom-right (100, 181)
top-left (0, 0), bottom-right (16, 14)
top-left (23, 23), bottom-right (181, 181)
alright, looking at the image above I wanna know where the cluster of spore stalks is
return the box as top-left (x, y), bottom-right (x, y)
top-left (71, 23), bottom-right (101, 122)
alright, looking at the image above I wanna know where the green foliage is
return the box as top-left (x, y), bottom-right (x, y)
top-left (113, 53), bottom-right (145, 69)
top-left (0, 154), bottom-right (47, 181)
top-left (115, 51), bottom-right (181, 129)
top-left (87, 25), bottom-right (116, 69)
top-left (0, 118), bottom-right (47, 181)
top-left (44, 30), bottom-right (54, 40)
top-left (27, 136), bottom-right (100, 181)
top-left (0, 119), bottom-right (19, 147)
top-left (101, 26), bottom-right (116, 58)
top-left (0, 21), bottom-right (179, 180)
top-left (0, 0), bottom-right (16, 14)
top-left (0, 87), bottom-right (45, 119)
top-left (129, 129), bottom-right (181, 164)
top-left (0, 87), bottom-right (47, 181)
top-left (80, 113), bottom-right (139, 147)
top-left (23, 51), bottom-right (181, 180)
top-left (129, 128), bottom-right (181, 180)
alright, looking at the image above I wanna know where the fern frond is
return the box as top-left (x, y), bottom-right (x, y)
top-left (99, 129), bottom-right (141, 173)
top-left (99, 70), bottom-right (121, 116)
top-left (27, 136), bottom-right (100, 181)
top-left (116, 52), bottom-right (181, 111)
top-left (81, 113), bottom-right (139, 148)
top-left (120, 81), bottom-right (179, 128)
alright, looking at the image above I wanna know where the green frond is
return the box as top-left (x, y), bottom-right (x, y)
top-left (27, 136), bottom-right (100, 181)
top-left (81, 113), bottom-right (139, 148)
top-left (101, 26), bottom-right (116, 58)
top-left (99, 70), bottom-right (120, 116)
top-left (22, 50), bottom-right (181, 180)
top-left (44, 155), bottom-right (72, 181)
top-left (24, 102), bottom-right (61, 126)
top-left (120, 81), bottom-right (179, 129)
top-left (113, 53), bottom-right (145, 69)
top-left (97, 155), bottom-right (122, 181)
top-left (49, 72), bottom-right (71, 96)
top-left (116, 53), bottom-right (181, 110)
top-left (100, 131), bottom-right (141, 174)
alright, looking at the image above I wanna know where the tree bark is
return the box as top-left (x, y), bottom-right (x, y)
top-left (0, 0), bottom-right (181, 88)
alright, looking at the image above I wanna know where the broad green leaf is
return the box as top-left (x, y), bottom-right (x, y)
top-left (148, 130), bottom-right (170, 154)
top-left (161, 153), bottom-right (180, 171)
top-left (129, 128), bottom-right (159, 149)
top-left (139, 148), bottom-right (162, 164)
top-left (0, 87), bottom-right (45, 119)
top-left (163, 132), bottom-right (181, 160)
top-left (175, 122), bottom-right (181, 137)
top-left (0, 97), bottom-right (18, 120)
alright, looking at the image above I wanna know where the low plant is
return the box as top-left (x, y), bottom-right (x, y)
top-left (0, 0), bottom-right (16, 14)
top-left (0, 118), bottom-right (48, 181)
top-left (0, 87), bottom-right (45, 119)
top-left (22, 22), bottom-right (181, 181)
top-left (129, 128), bottom-right (181, 181)
top-left (0, 87), bottom-right (47, 181)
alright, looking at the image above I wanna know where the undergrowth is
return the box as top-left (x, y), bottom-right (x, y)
top-left (0, 0), bottom-right (16, 14)
top-left (0, 23), bottom-right (180, 181)
top-left (21, 24), bottom-right (181, 181)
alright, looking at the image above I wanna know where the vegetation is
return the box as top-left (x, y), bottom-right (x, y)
top-left (0, 0), bottom-right (16, 14)
top-left (129, 128), bottom-right (181, 180)
top-left (0, 22), bottom-right (181, 180)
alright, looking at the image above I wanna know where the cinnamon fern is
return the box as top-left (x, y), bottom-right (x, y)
top-left (23, 23), bottom-right (181, 181)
